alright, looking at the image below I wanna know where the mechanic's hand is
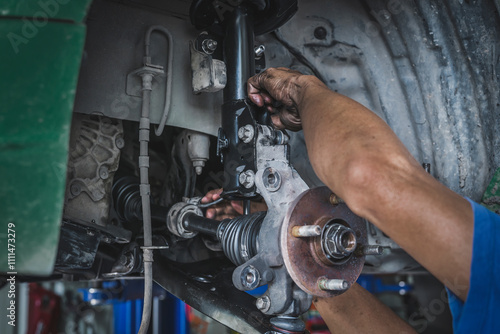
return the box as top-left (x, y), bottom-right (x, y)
top-left (201, 188), bottom-right (268, 220)
top-left (201, 189), bottom-right (243, 220)
top-left (247, 67), bottom-right (307, 131)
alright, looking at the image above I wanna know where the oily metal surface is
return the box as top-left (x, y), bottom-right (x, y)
top-left (281, 187), bottom-right (367, 297)
top-left (153, 258), bottom-right (275, 334)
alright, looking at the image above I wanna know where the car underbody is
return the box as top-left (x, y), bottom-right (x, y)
top-left (1, 0), bottom-right (499, 333)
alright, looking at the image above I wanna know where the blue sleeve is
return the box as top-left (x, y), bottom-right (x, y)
top-left (447, 198), bottom-right (500, 333)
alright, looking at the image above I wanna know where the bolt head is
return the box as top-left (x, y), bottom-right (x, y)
top-left (202, 39), bottom-right (218, 54)
top-left (241, 265), bottom-right (260, 290)
top-left (239, 170), bottom-right (255, 188)
top-left (99, 165), bottom-right (109, 180)
top-left (314, 26), bottom-right (328, 40)
top-left (255, 296), bottom-right (271, 312)
top-left (115, 137), bottom-right (125, 149)
top-left (238, 124), bottom-right (255, 143)
top-left (70, 183), bottom-right (82, 196)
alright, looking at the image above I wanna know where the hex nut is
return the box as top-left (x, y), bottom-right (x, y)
top-left (238, 124), bottom-right (255, 144)
top-left (239, 170), bottom-right (255, 189)
top-left (255, 296), bottom-right (271, 312)
top-left (241, 265), bottom-right (261, 290)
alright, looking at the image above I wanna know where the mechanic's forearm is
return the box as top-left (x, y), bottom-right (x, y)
top-left (314, 283), bottom-right (416, 334)
top-left (296, 76), bottom-right (473, 301)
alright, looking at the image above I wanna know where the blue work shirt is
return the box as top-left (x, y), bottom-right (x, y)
top-left (447, 199), bottom-right (500, 333)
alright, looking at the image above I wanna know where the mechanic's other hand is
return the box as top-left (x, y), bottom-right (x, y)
top-left (201, 189), bottom-right (243, 220)
top-left (247, 67), bottom-right (307, 131)
top-left (201, 189), bottom-right (269, 220)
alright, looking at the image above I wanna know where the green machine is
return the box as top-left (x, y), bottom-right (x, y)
top-left (0, 0), bottom-right (92, 275)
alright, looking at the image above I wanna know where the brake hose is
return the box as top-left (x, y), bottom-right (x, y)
top-left (144, 25), bottom-right (174, 137)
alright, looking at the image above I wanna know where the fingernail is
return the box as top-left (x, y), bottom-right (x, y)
top-left (252, 96), bottom-right (262, 106)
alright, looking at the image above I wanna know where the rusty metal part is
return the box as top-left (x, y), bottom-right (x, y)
top-left (292, 225), bottom-right (321, 238)
top-left (318, 277), bottom-right (348, 291)
top-left (319, 221), bottom-right (357, 265)
top-left (281, 187), bottom-right (367, 298)
top-left (329, 193), bottom-right (344, 205)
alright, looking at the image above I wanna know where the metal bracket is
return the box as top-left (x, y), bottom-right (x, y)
top-left (231, 125), bottom-right (312, 316)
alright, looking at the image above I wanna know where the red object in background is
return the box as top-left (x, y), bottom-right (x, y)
top-left (304, 304), bottom-right (330, 334)
top-left (186, 305), bottom-right (209, 334)
top-left (28, 283), bottom-right (61, 334)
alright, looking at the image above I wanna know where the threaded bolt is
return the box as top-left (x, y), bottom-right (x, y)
top-left (363, 245), bottom-right (385, 255)
top-left (254, 45), bottom-right (265, 58)
top-left (292, 225), bottom-right (321, 237)
top-left (318, 278), bottom-right (348, 291)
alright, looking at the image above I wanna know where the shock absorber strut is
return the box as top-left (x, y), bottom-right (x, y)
top-left (224, 6), bottom-right (255, 101)
top-left (189, 0), bottom-right (299, 199)
top-left (218, 5), bottom-right (260, 199)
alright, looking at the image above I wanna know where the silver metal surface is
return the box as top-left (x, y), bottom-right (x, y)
top-left (318, 278), bottom-right (348, 291)
top-left (238, 124), bottom-right (255, 143)
top-left (254, 45), bottom-right (266, 58)
top-left (322, 223), bottom-right (357, 261)
top-left (74, 1), bottom-right (221, 136)
top-left (362, 245), bottom-right (385, 255)
top-left (256, 296), bottom-right (271, 312)
top-left (262, 167), bottom-right (282, 192)
top-left (231, 124), bottom-right (312, 315)
top-left (202, 38), bottom-right (218, 54)
top-left (186, 130), bottom-right (210, 175)
top-left (291, 225), bottom-right (321, 237)
top-left (241, 265), bottom-right (261, 290)
top-left (190, 40), bottom-right (227, 94)
top-left (239, 170), bottom-right (256, 189)
top-left (166, 202), bottom-right (202, 238)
